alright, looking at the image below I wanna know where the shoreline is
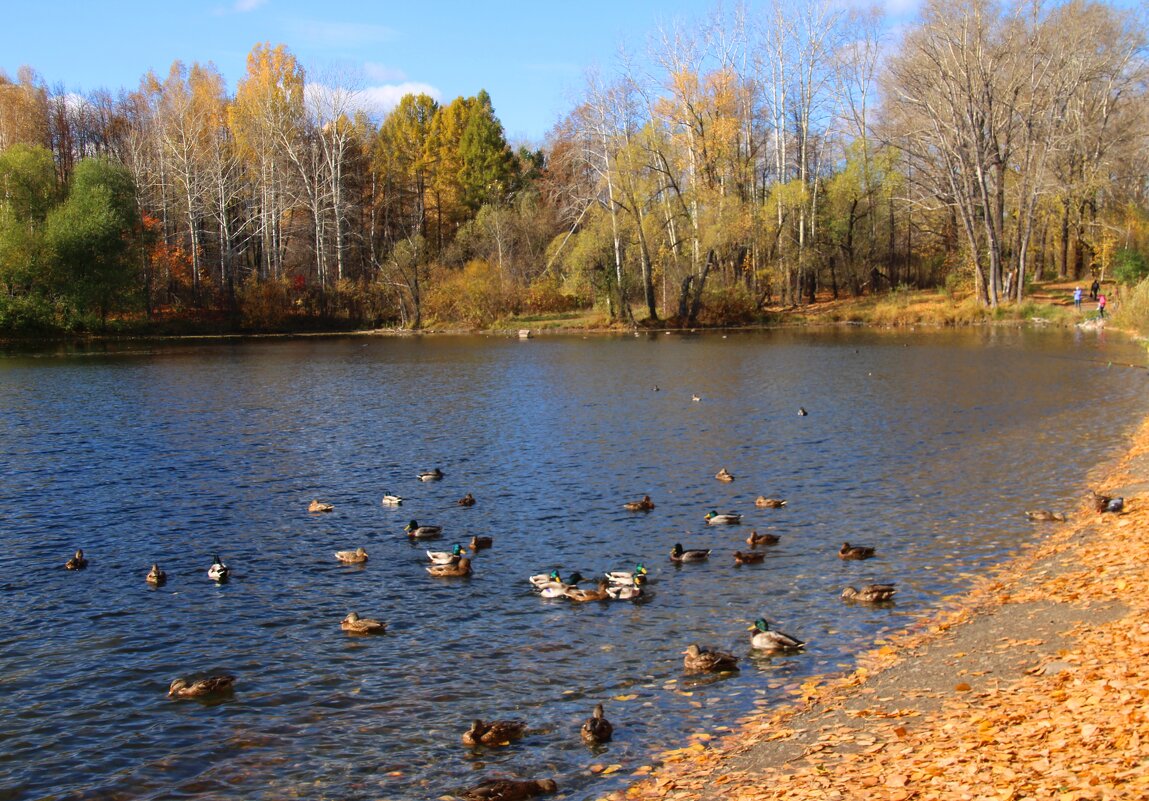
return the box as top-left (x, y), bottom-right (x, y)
top-left (608, 413), bottom-right (1149, 800)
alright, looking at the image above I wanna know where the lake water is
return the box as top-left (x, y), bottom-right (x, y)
top-left (1, 327), bottom-right (1146, 801)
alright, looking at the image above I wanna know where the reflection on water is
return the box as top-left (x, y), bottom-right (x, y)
top-left (0, 328), bottom-right (1145, 800)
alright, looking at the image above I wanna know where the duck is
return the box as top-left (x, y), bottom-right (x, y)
top-left (605, 563), bottom-right (648, 585)
top-left (461, 778), bottom-right (558, 801)
top-left (308, 499), bottom-right (334, 513)
top-left (605, 576), bottom-right (645, 600)
top-left (534, 571), bottom-right (586, 597)
top-left (746, 530), bottom-right (780, 547)
top-left (682, 643), bottom-right (739, 673)
top-left (168, 675), bottom-right (235, 699)
top-left (705, 510), bottom-right (743, 525)
top-left (457, 493), bottom-right (476, 506)
top-left (841, 583), bottom-right (897, 603)
top-left (564, 578), bottom-right (611, 602)
top-left (335, 546), bottom-right (369, 564)
top-left (1104, 497), bottom-right (1125, 514)
top-left (427, 557), bottom-right (472, 577)
top-left (405, 520), bottom-right (443, 539)
top-left (715, 467), bottom-right (735, 482)
top-left (733, 550), bottom-right (765, 565)
top-left (381, 493), bottom-right (404, 506)
top-left (417, 468), bottom-right (444, 481)
top-left (470, 535), bottom-right (494, 551)
top-left (692, 394), bottom-right (702, 402)
top-left (748, 618), bottom-right (806, 653)
top-left (427, 543), bottom-right (465, 564)
top-left (462, 718), bottom-right (528, 747)
top-left (839, 542), bottom-right (876, 560)
top-left (623, 495), bottom-right (656, 512)
top-left (529, 569), bottom-right (563, 589)
top-left (670, 543), bottom-right (710, 562)
top-left (341, 611), bottom-right (387, 634)
top-left (64, 549), bottom-right (88, 570)
top-left (798, 407), bottom-right (808, 416)
top-left (755, 497), bottom-right (787, 508)
top-left (1025, 509), bottom-right (1067, 522)
top-left (581, 703), bottom-right (613, 745)
top-left (146, 563), bottom-right (167, 586)
top-left (208, 555), bottom-right (230, 582)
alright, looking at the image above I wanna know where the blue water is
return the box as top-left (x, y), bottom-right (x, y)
top-left (0, 327), bottom-right (1145, 801)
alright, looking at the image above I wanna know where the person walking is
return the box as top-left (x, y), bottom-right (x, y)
top-left (1098, 293), bottom-right (1107, 319)
top-left (1073, 286), bottom-right (1083, 311)
top-left (1091, 279), bottom-right (1100, 300)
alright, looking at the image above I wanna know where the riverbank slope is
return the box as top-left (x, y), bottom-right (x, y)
top-left (612, 415), bottom-right (1149, 801)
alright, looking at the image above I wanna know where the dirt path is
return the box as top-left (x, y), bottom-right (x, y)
top-left (611, 423), bottom-right (1149, 801)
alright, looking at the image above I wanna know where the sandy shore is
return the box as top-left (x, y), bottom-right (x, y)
top-left (607, 415), bottom-right (1149, 801)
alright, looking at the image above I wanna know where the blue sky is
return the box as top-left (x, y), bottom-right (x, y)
top-left (1, 0), bottom-right (924, 145)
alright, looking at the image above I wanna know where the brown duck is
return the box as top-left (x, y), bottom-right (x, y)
top-left (462, 718), bottom-right (527, 747)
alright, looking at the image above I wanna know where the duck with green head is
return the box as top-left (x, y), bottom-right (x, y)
top-left (749, 618), bottom-right (805, 653)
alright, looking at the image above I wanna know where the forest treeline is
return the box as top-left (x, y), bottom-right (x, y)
top-left (1, 0), bottom-right (1147, 335)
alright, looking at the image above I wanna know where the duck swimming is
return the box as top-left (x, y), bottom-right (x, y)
top-left (715, 467), bottom-right (735, 482)
top-left (581, 703), bottom-right (613, 745)
top-left (427, 557), bottom-right (472, 577)
top-left (605, 563), bottom-right (647, 585)
top-left (168, 675), bottom-right (235, 699)
top-left (841, 583), bottom-right (897, 603)
top-left (746, 530), bottom-right (780, 547)
top-left (381, 494), bottom-right (404, 506)
top-left (733, 550), bottom-right (765, 565)
top-left (461, 778), bottom-right (557, 801)
top-left (605, 576), bottom-right (644, 600)
top-left (208, 555), bottom-right (229, 582)
top-left (564, 578), bottom-right (611, 602)
top-left (308, 500), bottom-right (334, 513)
top-left (341, 611), bottom-right (387, 634)
top-left (335, 547), bottom-right (369, 564)
top-left (623, 495), bottom-right (656, 512)
top-left (427, 544), bottom-right (465, 564)
top-left (405, 520), bottom-right (443, 539)
top-left (462, 718), bottom-right (527, 747)
top-left (705, 510), bottom-right (743, 525)
top-left (457, 493), bottom-right (476, 506)
top-left (839, 542), bottom-right (876, 560)
top-left (470, 535), bottom-right (493, 551)
top-left (748, 618), bottom-right (805, 653)
top-left (670, 543), bottom-right (710, 562)
top-left (64, 549), bottom-right (88, 570)
top-left (146, 563), bottom-right (167, 586)
top-left (755, 497), bottom-right (787, 508)
top-left (682, 643), bottom-right (739, 673)
top-left (418, 468), bottom-right (444, 481)
top-left (534, 571), bottom-right (585, 597)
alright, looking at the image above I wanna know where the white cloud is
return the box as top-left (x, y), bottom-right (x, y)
top-left (234, 0), bottom-right (268, 11)
top-left (361, 82), bottom-right (442, 117)
top-left (363, 62), bottom-right (408, 83)
top-left (303, 81), bottom-right (442, 121)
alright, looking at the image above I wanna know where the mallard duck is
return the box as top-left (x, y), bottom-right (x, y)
top-left (841, 583), bottom-right (897, 603)
top-left (733, 550), bottom-right (765, 565)
top-left (682, 643), bottom-right (739, 673)
top-left (418, 468), bottom-right (444, 481)
top-left (746, 530), bottom-right (780, 546)
top-left (755, 497), bottom-right (787, 508)
top-left (341, 611), bottom-right (387, 634)
top-left (146, 563), bottom-right (167, 586)
top-left (748, 618), bottom-right (805, 652)
top-left (564, 578), bottom-right (611, 602)
top-left (705, 510), bottom-right (743, 525)
top-left (534, 571), bottom-right (585, 597)
top-left (1025, 509), bottom-right (1067, 522)
top-left (427, 556), bottom-right (472, 577)
top-left (168, 675), bottom-right (235, 699)
top-left (605, 563), bottom-right (647, 585)
top-left (335, 546), bottom-right (369, 564)
top-left (839, 542), bottom-right (875, 560)
top-left (405, 520), bottom-right (442, 539)
top-left (715, 467), bottom-right (735, 482)
top-left (308, 499), bottom-right (334, 513)
top-left (798, 407), bottom-right (808, 416)
top-left (427, 543), bottom-right (465, 564)
top-left (461, 778), bottom-right (557, 801)
top-left (457, 493), bottom-right (476, 506)
top-left (470, 535), bottom-right (493, 551)
top-left (605, 576), bottom-right (644, 600)
top-left (692, 394), bottom-right (702, 402)
top-left (381, 494), bottom-right (404, 506)
top-left (208, 555), bottom-right (229, 582)
top-left (64, 549), bottom-right (88, 570)
top-left (462, 718), bottom-right (528, 747)
top-left (623, 495), bottom-right (656, 512)
top-left (670, 543), bottom-right (710, 562)
top-left (581, 703), bottom-right (613, 744)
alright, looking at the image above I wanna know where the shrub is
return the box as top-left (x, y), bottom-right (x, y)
top-left (1113, 248), bottom-right (1149, 286)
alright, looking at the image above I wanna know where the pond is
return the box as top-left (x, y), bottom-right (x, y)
top-left (0, 326), bottom-right (1145, 801)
